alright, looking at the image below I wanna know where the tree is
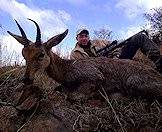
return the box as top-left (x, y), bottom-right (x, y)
top-left (144, 8), bottom-right (162, 45)
top-left (0, 24), bottom-right (2, 66)
top-left (93, 28), bottom-right (113, 40)
top-left (144, 7), bottom-right (162, 34)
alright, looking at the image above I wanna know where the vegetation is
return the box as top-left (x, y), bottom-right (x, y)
top-left (145, 7), bottom-right (162, 34)
top-left (93, 28), bottom-right (113, 40)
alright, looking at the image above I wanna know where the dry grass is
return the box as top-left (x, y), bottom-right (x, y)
top-left (0, 66), bottom-right (162, 131)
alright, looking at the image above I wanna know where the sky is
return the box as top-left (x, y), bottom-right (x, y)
top-left (0, 0), bottom-right (162, 64)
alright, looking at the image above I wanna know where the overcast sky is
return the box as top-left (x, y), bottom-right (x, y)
top-left (0, 0), bottom-right (162, 64)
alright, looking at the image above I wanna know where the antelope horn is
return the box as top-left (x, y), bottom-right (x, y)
top-left (28, 18), bottom-right (41, 46)
top-left (14, 20), bottom-right (27, 39)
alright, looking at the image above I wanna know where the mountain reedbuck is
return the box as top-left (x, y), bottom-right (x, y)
top-left (8, 19), bottom-right (162, 103)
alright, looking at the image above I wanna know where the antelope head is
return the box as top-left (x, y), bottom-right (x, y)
top-left (8, 19), bottom-right (68, 85)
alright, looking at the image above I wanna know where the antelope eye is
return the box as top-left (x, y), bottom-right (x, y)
top-left (37, 53), bottom-right (45, 60)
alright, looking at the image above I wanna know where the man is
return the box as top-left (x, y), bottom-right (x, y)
top-left (70, 28), bottom-right (162, 73)
top-left (70, 29), bottom-right (114, 59)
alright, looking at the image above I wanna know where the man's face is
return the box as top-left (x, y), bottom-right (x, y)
top-left (76, 33), bottom-right (90, 46)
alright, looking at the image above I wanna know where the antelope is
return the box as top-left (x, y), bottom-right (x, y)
top-left (8, 19), bottom-right (162, 103)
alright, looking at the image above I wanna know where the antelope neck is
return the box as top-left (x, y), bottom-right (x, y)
top-left (46, 52), bottom-right (67, 83)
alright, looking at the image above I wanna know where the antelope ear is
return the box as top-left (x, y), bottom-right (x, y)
top-left (7, 31), bottom-right (29, 46)
top-left (7, 31), bottom-right (30, 47)
top-left (45, 29), bottom-right (68, 50)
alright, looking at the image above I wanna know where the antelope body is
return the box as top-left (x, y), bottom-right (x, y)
top-left (8, 19), bottom-right (162, 103)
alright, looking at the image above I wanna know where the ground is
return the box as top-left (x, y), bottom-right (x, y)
top-left (0, 65), bottom-right (162, 132)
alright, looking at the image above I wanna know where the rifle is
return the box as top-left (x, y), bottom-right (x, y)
top-left (96, 30), bottom-right (148, 57)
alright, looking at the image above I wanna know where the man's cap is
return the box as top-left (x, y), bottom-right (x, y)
top-left (76, 28), bottom-right (89, 36)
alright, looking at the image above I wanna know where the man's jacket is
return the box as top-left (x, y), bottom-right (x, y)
top-left (70, 39), bottom-right (120, 60)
